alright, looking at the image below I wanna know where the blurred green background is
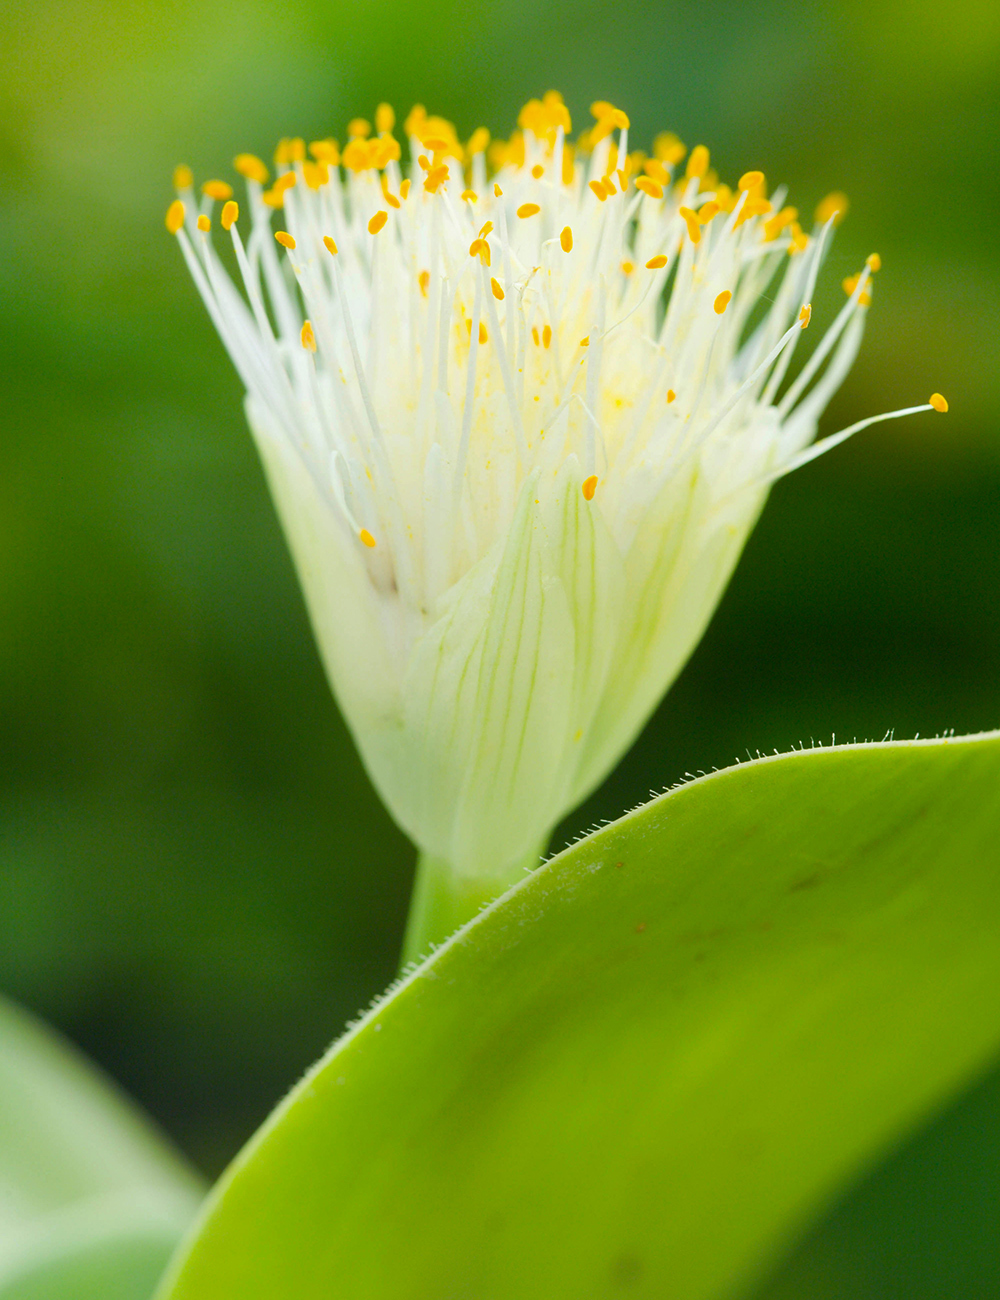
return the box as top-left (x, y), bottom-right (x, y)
top-left (1, 0), bottom-right (998, 1293)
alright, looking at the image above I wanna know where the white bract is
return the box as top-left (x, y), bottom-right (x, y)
top-left (168, 96), bottom-right (946, 882)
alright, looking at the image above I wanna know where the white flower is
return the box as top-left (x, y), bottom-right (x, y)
top-left (167, 95), bottom-right (946, 885)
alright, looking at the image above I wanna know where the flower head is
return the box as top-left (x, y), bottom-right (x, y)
top-left (168, 95), bottom-right (945, 882)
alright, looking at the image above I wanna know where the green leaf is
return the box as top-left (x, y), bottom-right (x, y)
top-left (158, 732), bottom-right (1000, 1300)
top-left (0, 997), bottom-right (203, 1300)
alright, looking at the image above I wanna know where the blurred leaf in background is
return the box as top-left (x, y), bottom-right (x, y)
top-left (1, 0), bottom-right (997, 1292)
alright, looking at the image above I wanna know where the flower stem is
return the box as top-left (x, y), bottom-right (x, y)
top-left (399, 843), bottom-right (546, 970)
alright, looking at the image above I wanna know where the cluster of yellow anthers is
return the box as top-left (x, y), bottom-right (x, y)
top-left (166, 95), bottom-right (947, 878)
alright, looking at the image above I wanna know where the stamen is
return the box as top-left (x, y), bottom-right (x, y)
top-left (517, 203), bottom-right (541, 219)
top-left (359, 528), bottom-right (377, 548)
top-left (165, 200), bottom-right (185, 234)
top-left (815, 191), bottom-right (849, 225)
top-left (560, 226), bottom-right (573, 252)
top-left (197, 214), bottom-right (211, 233)
top-left (173, 165), bottom-right (193, 190)
top-left (368, 210), bottom-right (388, 235)
top-left (645, 255), bottom-right (667, 270)
top-left (323, 236), bottom-right (339, 255)
top-left (714, 291), bottom-right (731, 314)
top-left (221, 201), bottom-right (239, 230)
top-left (275, 230), bottom-right (296, 250)
top-left (202, 180), bottom-right (233, 201)
top-left (301, 320), bottom-right (316, 352)
top-left (582, 474), bottom-right (598, 500)
top-left (491, 277), bottom-right (505, 301)
top-left (636, 177), bottom-right (663, 199)
top-left (929, 393), bottom-right (948, 412)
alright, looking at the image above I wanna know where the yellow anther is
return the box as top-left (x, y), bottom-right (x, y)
top-left (636, 176), bottom-right (663, 199)
top-left (469, 238), bottom-right (491, 266)
top-left (589, 179), bottom-right (608, 202)
top-left (738, 170), bottom-right (765, 192)
top-left (494, 182), bottom-right (503, 197)
top-left (479, 220), bottom-right (494, 238)
top-left (233, 154), bottom-right (268, 184)
top-left (467, 127), bottom-right (490, 155)
top-left (461, 189), bottom-right (478, 202)
top-left (653, 132), bottom-right (686, 165)
top-left (323, 235), bottom-right (338, 256)
top-left (531, 326), bottom-right (540, 346)
top-left (617, 168), bottom-right (628, 191)
top-left (359, 528), bottom-right (377, 548)
top-left (348, 118), bottom-right (371, 139)
top-left (699, 201), bottom-right (721, 223)
top-left (743, 198), bottom-right (773, 219)
top-left (646, 254), bottom-right (668, 269)
top-left (714, 290), bottom-right (732, 314)
top-left (173, 164), bottom-right (193, 191)
top-left (517, 202), bottom-right (541, 219)
top-left (196, 214), bottom-right (211, 233)
top-left (621, 260), bottom-right (634, 275)
top-left (301, 320), bottom-right (316, 352)
top-left (368, 210), bottom-right (388, 235)
top-left (666, 389), bottom-right (676, 403)
top-left (815, 191), bottom-right (849, 225)
top-left (582, 474), bottom-right (598, 500)
top-left (202, 179), bottom-right (232, 201)
top-left (273, 172), bottom-right (297, 194)
top-left (382, 190), bottom-right (401, 210)
top-left (308, 139), bottom-right (340, 165)
top-left (399, 179), bottom-right (411, 199)
top-left (580, 335), bottom-right (590, 347)
top-left (643, 159), bottom-right (669, 186)
top-left (404, 104), bottom-right (427, 137)
top-left (866, 253), bottom-right (882, 272)
top-left (560, 226), bottom-right (573, 252)
top-left (531, 164), bottom-right (545, 179)
top-left (542, 324), bottom-right (552, 349)
top-left (422, 163), bottom-right (449, 193)
top-left (418, 269), bottom-right (430, 297)
top-left (477, 322), bottom-right (488, 344)
top-left (679, 206), bottom-right (702, 244)
top-left (303, 162), bottom-right (329, 191)
top-left (274, 230), bottom-right (296, 250)
top-left (842, 273), bottom-right (861, 296)
top-left (375, 103), bottom-right (395, 135)
top-left (491, 276), bottom-right (505, 301)
top-left (261, 190), bottom-right (283, 209)
top-left (221, 200), bottom-right (238, 230)
top-left (799, 303), bottom-right (812, 328)
top-left (929, 393), bottom-right (948, 412)
top-left (165, 199), bottom-right (185, 234)
top-left (763, 206), bottom-right (798, 240)
top-left (788, 222), bottom-right (809, 254)
top-left (685, 145), bottom-right (710, 180)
